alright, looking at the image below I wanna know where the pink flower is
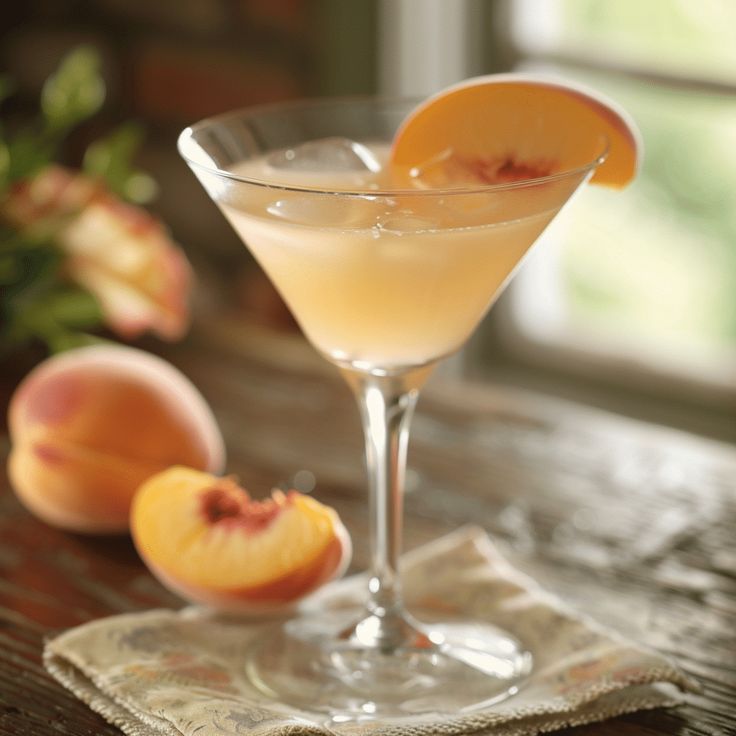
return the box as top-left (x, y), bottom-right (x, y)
top-left (3, 165), bottom-right (191, 341)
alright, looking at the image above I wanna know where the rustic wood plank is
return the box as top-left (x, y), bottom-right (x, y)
top-left (0, 322), bottom-right (734, 735)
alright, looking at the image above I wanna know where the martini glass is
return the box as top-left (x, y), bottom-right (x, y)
top-left (178, 97), bottom-right (605, 721)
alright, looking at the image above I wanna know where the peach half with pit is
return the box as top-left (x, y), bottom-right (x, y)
top-left (131, 466), bottom-right (352, 614)
top-left (7, 345), bottom-right (225, 534)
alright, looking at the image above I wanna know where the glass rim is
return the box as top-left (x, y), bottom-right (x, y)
top-left (177, 94), bottom-right (609, 198)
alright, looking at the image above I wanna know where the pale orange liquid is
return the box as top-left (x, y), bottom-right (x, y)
top-left (217, 144), bottom-right (572, 369)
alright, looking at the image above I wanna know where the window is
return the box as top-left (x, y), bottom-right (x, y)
top-left (499, 0), bottom-right (736, 403)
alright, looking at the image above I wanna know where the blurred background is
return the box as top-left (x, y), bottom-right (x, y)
top-left (1, 0), bottom-right (734, 441)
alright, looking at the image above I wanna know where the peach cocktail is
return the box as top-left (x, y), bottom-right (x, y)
top-left (178, 76), bottom-right (640, 720)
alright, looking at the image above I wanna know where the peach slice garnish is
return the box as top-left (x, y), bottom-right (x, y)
top-left (131, 466), bottom-right (352, 614)
top-left (391, 73), bottom-right (642, 189)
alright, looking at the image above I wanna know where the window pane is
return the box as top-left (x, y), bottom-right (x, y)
top-left (511, 67), bottom-right (736, 378)
top-left (513, 0), bottom-right (736, 84)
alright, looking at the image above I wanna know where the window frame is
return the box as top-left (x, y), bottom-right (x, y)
top-left (480, 0), bottom-right (736, 412)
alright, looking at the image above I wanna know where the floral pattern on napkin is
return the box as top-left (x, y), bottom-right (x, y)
top-left (44, 526), bottom-right (698, 736)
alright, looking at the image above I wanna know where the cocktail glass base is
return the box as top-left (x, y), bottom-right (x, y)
top-left (245, 607), bottom-right (532, 721)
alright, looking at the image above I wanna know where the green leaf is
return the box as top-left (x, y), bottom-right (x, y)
top-left (41, 46), bottom-right (105, 133)
top-left (0, 224), bottom-right (54, 255)
top-left (4, 128), bottom-right (54, 182)
top-left (84, 122), bottom-right (142, 182)
top-left (123, 171), bottom-right (158, 204)
top-left (1, 285), bottom-right (103, 356)
top-left (83, 123), bottom-right (156, 204)
top-left (47, 330), bottom-right (102, 354)
top-left (44, 288), bottom-right (103, 329)
top-left (0, 246), bottom-right (63, 302)
top-left (83, 122), bottom-right (158, 203)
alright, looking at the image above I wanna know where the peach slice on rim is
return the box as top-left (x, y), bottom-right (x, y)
top-left (131, 466), bottom-right (351, 614)
top-left (391, 73), bottom-right (642, 190)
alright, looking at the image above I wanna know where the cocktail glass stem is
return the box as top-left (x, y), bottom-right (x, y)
top-left (341, 365), bottom-right (433, 653)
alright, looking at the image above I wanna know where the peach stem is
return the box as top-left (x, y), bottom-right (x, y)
top-left (342, 365), bottom-right (432, 653)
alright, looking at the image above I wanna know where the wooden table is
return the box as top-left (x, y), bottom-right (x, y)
top-left (1, 323), bottom-right (735, 735)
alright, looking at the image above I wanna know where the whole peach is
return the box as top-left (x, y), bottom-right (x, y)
top-left (7, 344), bottom-right (225, 533)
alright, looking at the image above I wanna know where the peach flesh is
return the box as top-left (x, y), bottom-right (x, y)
top-left (8, 345), bottom-right (225, 533)
top-left (392, 73), bottom-right (642, 189)
top-left (447, 153), bottom-right (554, 185)
top-left (146, 530), bottom-right (348, 613)
top-left (131, 467), bottom-right (351, 614)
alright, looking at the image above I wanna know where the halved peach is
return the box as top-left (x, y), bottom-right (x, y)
top-left (391, 73), bottom-right (642, 189)
top-left (7, 345), bottom-right (225, 533)
top-left (131, 466), bottom-right (351, 614)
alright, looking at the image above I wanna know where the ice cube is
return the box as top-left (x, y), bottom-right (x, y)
top-left (266, 196), bottom-right (377, 228)
top-left (266, 137), bottom-right (382, 173)
top-left (376, 212), bottom-right (440, 234)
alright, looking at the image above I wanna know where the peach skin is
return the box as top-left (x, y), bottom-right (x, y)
top-left (7, 344), bottom-right (225, 533)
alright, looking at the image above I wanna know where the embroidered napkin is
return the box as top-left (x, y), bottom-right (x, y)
top-left (44, 526), bottom-right (697, 736)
